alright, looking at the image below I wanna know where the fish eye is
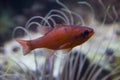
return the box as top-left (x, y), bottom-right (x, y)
top-left (82, 30), bottom-right (89, 37)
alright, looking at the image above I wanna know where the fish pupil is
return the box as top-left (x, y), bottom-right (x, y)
top-left (74, 30), bottom-right (89, 39)
top-left (82, 30), bottom-right (89, 37)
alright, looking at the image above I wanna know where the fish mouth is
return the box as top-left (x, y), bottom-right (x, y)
top-left (89, 28), bottom-right (94, 37)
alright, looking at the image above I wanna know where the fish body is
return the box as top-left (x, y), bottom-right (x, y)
top-left (17, 24), bottom-right (94, 55)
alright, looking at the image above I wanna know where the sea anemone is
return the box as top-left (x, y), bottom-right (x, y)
top-left (2, 0), bottom-right (120, 80)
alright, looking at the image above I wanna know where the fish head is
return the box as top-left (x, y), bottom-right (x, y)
top-left (81, 26), bottom-right (94, 38)
top-left (73, 26), bottom-right (94, 43)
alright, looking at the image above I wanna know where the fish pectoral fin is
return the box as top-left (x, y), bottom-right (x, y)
top-left (59, 42), bottom-right (72, 49)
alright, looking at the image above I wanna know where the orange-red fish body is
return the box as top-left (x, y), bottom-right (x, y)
top-left (17, 24), bottom-right (94, 55)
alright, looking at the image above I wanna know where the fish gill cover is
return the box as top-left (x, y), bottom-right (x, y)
top-left (1, 0), bottom-right (120, 80)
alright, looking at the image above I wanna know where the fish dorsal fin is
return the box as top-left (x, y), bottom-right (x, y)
top-left (38, 26), bottom-right (53, 35)
top-left (38, 24), bottom-right (66, 35)
top-left (55, 24), bottom-right (66, 29)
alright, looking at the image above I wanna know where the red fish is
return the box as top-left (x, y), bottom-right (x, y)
top-left (17, 24), bottom-right (94, 55)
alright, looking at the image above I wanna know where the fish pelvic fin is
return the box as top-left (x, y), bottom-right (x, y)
top-left (16, 39), bottom-right (31, 55)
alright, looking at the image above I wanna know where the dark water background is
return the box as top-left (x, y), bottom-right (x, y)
top-left (0, 0), bottom-right (120, 80)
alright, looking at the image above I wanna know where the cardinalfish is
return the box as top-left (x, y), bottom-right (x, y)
top-left (17, 24), bottom-right (94, 55)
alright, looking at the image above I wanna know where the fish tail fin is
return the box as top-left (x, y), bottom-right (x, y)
top-left (16, 39), bottom-right (31, 55)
